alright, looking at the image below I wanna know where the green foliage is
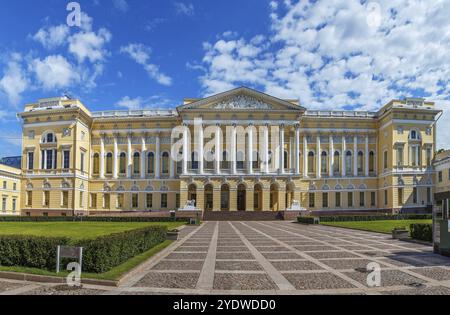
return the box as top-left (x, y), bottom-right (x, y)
top-left (410, 223), bottom-right (433, 242)
top-left (0, 236), bottom-right (69, 270)
top-left (0, 216), bottom-right (189, 223)
top-left (297, 216), bottom-right (320, 224)
top-left (318, 214), bottom-right (432, 222)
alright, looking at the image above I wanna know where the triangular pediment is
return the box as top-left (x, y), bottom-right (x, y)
top-left (177, 87), bottom-right (304, 112)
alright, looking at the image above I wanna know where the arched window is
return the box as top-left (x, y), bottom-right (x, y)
top-left (162, 152), bottom-right (169, 174)
top-left (334, 151), bottom-right (340, 174)
top-left (42, 132), bottom-right (56, 144)
top-left (409, 130), bottom-right (421, 140)
top-left (321, 151), bottom-right (328, 174)
top-left (345, 151), bottom-right (352, 175)
top-left (357, 151), bottom-right (364, 174)
top-left (93, 153), bottom-right (100, 175)
top-left (119, 153), bottom-right (126, 174)
top-left (133, 152), bottom-right (140, 175)
top-left (369, 151), bottom-right (375, 173)
top-left (106, 153), bottom-right (113, 175)
top-left (308, 151), bottom-right (315, 173)
top-left (147, 152), bottom-right (155, 174)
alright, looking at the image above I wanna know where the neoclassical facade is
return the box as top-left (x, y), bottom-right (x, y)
top-left (17, 87), bottom-right (441, 216)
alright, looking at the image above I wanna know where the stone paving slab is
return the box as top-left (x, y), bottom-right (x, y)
top-left (213, 273), bottom-right (277, 290)
top-left (283, 273), bottom-right (357, 290)
top-left (215, 261), bottom-right (263, 271)
top-left (151, 260), bottom-right (205, 271)
top-left (134, 272), bottom-right (200, 289)
top-left (0, 280), bottom-right (29, 293)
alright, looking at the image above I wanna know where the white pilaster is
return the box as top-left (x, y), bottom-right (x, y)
top-left (100, 134), bottom-right (105, 179)
top-left (303, 135), bottom-right (308, 178)
top-left (182, 125), bottom-right (189, 175)
top-left (169, 136), bottom-right (175, 179)
top-left (295, 126), bottom-right (300, 175)
top-left (113, 135), bottom-right (118, 179)
top-left (198, 126), bottom-right (204, 175)
top-left (317, 135), bottom-right (321, 178)
top-left (263, 124), bottom-right (269, 174)
top-left (365, 135), bottom-right (369, 177)
top-left (215, 124), bottom-right (221, 175)
top-left (353, 135), bottom-right (358, 177)
top-left (127, 133), bottom-right (132, 178)
top-left (155, 133), bottom-right (161, 179)
top-left (231, 124), bottom-right (237, 175)
top-left (329, 134), bottom-right (334, 177)
top-left (248, 124), bottom-right (253, 174)
top-left (342, 135), bottom-right (346, 177)
top-left (140, 136), bottom-right (146, 179)
top-left (279, 124), bottom-right (285, 175)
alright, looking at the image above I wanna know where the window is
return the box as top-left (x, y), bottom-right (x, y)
top-left (1, 197), bottom-right (6, 211)
top-left (104, 194), bottom-right (110, 209)
top-left (146, 193), bottom-right (153, 209)
top-left (90, 193), bottom-right (97, 208)
top-left (80, 191), bottom-right (84, 208)
top-left (62, 191), bottom-right (69, 207)
top-left (93, 153), bottom-right (100, 174)
top-left (63, 150), bottom-right (70, 169)
top-left (132, 194), bottom-right (139, 208)
top-left (120, 153), bottom-right (126, 174)
top-left (439, 171), bottom-right (443, 182)
top-left (335, 192), bottom-right (341, 207)
top-left (2, 181), bottom-right (5, 189)
top-left (27, 191), bottom-right (32, 206)
top-left (133, 152), bottom-right (140, 174)
top-left (252, 151), bottom-right (258, 170)
top-left (369, 151), bottom-right (375, 172)
top-left (80, 152), bottom-right (85, 172)
top-left (42, 149), bottom-right (56, 170)
top-left (308, 152), bottom-right (315, 173)
top-left (371, 192), bottom-right (376, 207)
top-left (410, 130), bottom-right (419, 140)
top-left (13, 183), bottom-right (16, 190)
top-left (44, 191), bottom-right (50, 207)
top-left (426, 148), bottom-right (432, 167)
top-left (284, 151), bottom-right (289, 170)
top-left (410, 146), bottom-right (420, 166)
top-left (348, 192), bottom-right (353, 207)
top-left (12, 199), bottom-right (16, 212)
top-left (106, 153), bottom-right (113, 174)
top-left (147, 152), bottom-right (155, 174)
top-left (359, 191), bottom-right (365, 207)
top-left (397, 147), bottom-right (403, 166)
top-left (162, 152), bottom-right (169, 174)
top-left (191, 152), bottom-right (199, 170)
top-left (322, 192), bottom-right (328, 208)
top-left (383, 151), bottom-right (388, 169)
top-left (161, 193), bottom-right (168, 208)
top-left (384, 190), bottom-right (388, 206)
top-left (334, 151), bottom-right (340, 174)
top-left (117, 194), bottom-right (124, 208)
top-left (176, 194), bottom-right (180, 209)
top-left (448, 169), bottom-right (450, 181)
top-left (345, 151), bottom-right (352, 174)
top-left (413, 187), bottom-right (418, 204)
top-left (28, 152), bottom-right (34, 170)
top-left (357, 152), bottom-right (364, 174)
top-left (309, 193), bottom-right (315, 208)
top-left (398, 188), bottom-right (404, 206)
top-left (28, 130), bottom-right (35, 139)
top-left (43, 132), bottom-right (55, 143)
top-left (321, 152), bottom-right (328, 174)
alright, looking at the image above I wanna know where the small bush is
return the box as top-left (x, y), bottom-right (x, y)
top-left (319, 214), bottom-right (432, 222)
top-left (0, 236), bottom-right (70, 270)
top-left (297, 216), bottom-right (319, 225)
top-left (410, 224), bottom-right (432, 242)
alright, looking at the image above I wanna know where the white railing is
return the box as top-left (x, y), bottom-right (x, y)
top-left (92, 109), bottom-right (178, 118)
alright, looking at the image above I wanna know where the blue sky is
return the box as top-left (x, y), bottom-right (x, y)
top-left (0, 0), bottom-right (449, 156)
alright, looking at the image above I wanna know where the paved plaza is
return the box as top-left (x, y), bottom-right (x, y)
top-left (1, 221), bottom-right (450, 295)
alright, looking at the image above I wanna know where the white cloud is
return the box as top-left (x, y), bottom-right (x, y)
top-left (174, 2), bottom-right (195, 16)
top-left (32, 25), bottom-right (70, 49)
top-left (198, 0), bottom-right (450, 148)
top-left (31, 55), bottom-right (79, 90)
top-left (116, 96), bottom-right (141, 110)
top-left (113, 0), bottom-right (129, 12)
top-left (116, 95), bottom-right (173, 110)
top-left (120, 43), bottom-right (172, 86)
top-left (69, 28), bottom-right (111, 63)
top-left (0, 54), bottom-right (28, 106)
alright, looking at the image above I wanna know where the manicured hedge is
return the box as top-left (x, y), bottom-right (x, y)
top-left (0, 216), bottom-right (189, 223)
top-left (78, 226), bottom-right (167, 273)
top-left (318, 214), bottom-right (432, 223)
top-left (297, 216), bottom-right (320, 225)
top-left (0, 236), bottom-right (70, 270)
top-left (0, 226), bottom-right (167, 273)
top-left (410, 223), bottom-right (432, 242)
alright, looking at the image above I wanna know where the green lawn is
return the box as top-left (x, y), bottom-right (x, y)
top-left (321, 219), bottom-right (432, 234)
top-left (0, 221), bottom-right (185, 241)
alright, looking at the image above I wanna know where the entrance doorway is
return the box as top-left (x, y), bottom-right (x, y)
top-left (204, 184), bottom-right (213, 211)
top-left (254, 184), bottom-right (263, 211)
top-left (270, 183), bottom-right (279, 211)
top-left (237, 184), bottom-right (246, 211)
top-left (188, 184), bottom-right (197, 207)
top-left (221, 184), bottom-right (230, 211)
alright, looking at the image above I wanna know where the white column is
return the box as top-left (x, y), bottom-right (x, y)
top-left (329, 134), bottom-right (334, 177)
top-left (353, 135), bottom-right (358, 177)
top-left (127, 133), bottom-right (132, 178)
top-left (295, 126), bottom-right (300, 175)
top-left (215, 124), bottom-right (221, 175)
top-left (365, 135), bottom-right (369, 177)
top-left (342, 135), bottom-right (346, 177)
top-left (279, 124), bottom-right (285, 174)
top-left (248, 125), bottom-right (254, 174)
top-left (182, 125), bottom-right (189, 175)
top-left (231, 124), bottom-right (237, 175)
top-left (198, 126), bottom-right (204, 175)
top-left (169, 136), bottom-right (175, 179)
top-left (140, 136), bottom-right (146, 179)
top-left (155, 133), bottom-right (161, 179)
top-left (317, 135), bottom-right (321, 178)
top-left (415, 146), bottom-right (419, 167)
top-left (303, 135), bottom-right (308, 178)
top-left (263, 124), bottom-right (269, 173)
top-left (100, 134), bottom-right (105, 179)
top-left (113, 134), bottom-right (118, 179)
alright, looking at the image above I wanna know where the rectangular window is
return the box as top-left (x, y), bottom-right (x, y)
top-left (397, 147), bottom-right (403, 166)
top-left (322, 193), bottom-right (328, 208)
top-left (439, 171), bottom-right (443, 182)
top-left (383, 151), bottom-right (388, 169)
top-left (90, 193), bottom-right (97, 208)
top-left (117, 194), bottom-right (124, 209)
top-left (44, 191), bottom-right (50, 207)
top-left (176, 194), bottom-right (180, 209)
top-left (63, 150), bottom-right (70, 169)
top-left (384, 190), bottom-right (388, 206)
top-left (359, 191), bottom-right (365, 207)
top-left (12, 199), bottom-right (16, 212)
top-left (335, 192), bottom-right (341, 208)
top-left (27, 191), bottom-right (32, 206)
top-left (46, 149), bottom-right (54, 170)
top-left (309, 193), bottom-right (315, 208)
top-left (28, 152), bottom-right (34, 170)
top-left (398, 188), bottom-right (403, 206)
top-left (426, 148), bottom-right (432, 167)
top-left (146, 193), bottom-right (153, 209)
top-left (80, 191), bottom-right (84, 208)
top-left (371, 192), bottom-right (376, 207)
top-left (13, 183), bottom-right (16, 190)
top-left (2, 197), bottom-right (6, 211)
top-left (104, 194), bottom-right (110, 209)
top-left (80, 152), bottom-right (85, 172)
top-left (413, 187), bottom-right (418, 204)
top-left (132, 193), bottom-right (139, 208)
top-left (161, 193), bottom-right (168, 208)
top-left (62, 191), bottom-right (68, 207)
top-left (348, 192), bottom-right (353, 207)
top-left (2, 181), bottom-right (6, 189)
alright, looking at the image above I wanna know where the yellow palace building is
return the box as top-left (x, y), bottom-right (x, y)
top-left (15, 87), bottom-right (441, 218)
